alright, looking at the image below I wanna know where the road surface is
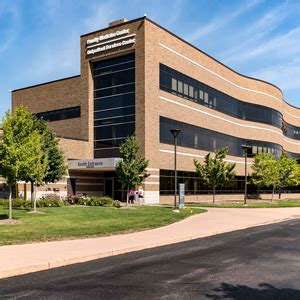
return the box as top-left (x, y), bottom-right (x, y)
top-left (1, 219), bottom-right (300, 299)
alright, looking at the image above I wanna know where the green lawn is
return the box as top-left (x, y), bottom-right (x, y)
top-left (186, 200), bottom-right (300, 208)
top-left (0, 206), bottom-right (205, 246)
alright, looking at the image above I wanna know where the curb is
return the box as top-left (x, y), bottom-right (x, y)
top-left (0, 216), bottom-right (296, 280)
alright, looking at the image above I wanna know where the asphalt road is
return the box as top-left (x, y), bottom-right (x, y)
top-left (1, 219), bottom-right (300, 299)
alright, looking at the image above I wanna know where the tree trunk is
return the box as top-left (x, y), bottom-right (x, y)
top-left (31, 181), bottom-right (34, 207)
top-left (257, 186), bottom-right (260, 200)
top-left (213, 186), bottom-right (216, 204)
top-left (33, 183), bottom-right (37, 212)
top-left (271, 186), bottom-right (275, 203)
top-left (8, 185), bottom-right (12, 220)
top-left (126, 187), bottom-right (129, 207)
top-left (279, 188), bottom-right (282, 200)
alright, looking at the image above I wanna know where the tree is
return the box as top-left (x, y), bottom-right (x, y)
top-left (116, 136), bottom-right (149, 206)
top-left (194, 148), bottom-right (236, 203)
top-left (251, 153), bottom-right (300, 202)
top-left (276, 153), bottom-right (300, 199)
top-left (32, 118), bottom-right (66, 199)
top-left (22, 131), bottom-right (49, 212)
top-left (0, 107), bottom-right (35, 219)
top-left (251, 153), bottom-right (276, 199)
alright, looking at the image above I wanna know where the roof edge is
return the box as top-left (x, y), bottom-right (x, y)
top-left (12, 75), bottom-right (81, 93)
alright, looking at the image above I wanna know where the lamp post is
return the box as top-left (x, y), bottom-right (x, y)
top-left (242, 142), bottom-right (252, 205)
top-left (170, 129), bottom-right (181, 210)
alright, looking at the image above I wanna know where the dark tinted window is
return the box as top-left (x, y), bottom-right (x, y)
top-left (160, 64), bottom-right (282, 128)
top-left (93, 53), bottom-right (135, 158)
top-left (36, 106), bottom-right (80, 122)
top-left (160, 116), bottom-right (282, 158)
top-left (160, 170), bottom-right (300, 195)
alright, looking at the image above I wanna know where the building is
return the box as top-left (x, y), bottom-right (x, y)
top-left (11, 16), bottom-right (300, 203)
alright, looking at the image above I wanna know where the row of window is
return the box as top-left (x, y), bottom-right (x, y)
top-left (160, 64), bottom-right (300, 140)
top-left (36, 106), bottom-right (80, 122)
top-left (93, 53), bottom-right (136, 159)
top-left (160, 116), bottom-right (283, 158)
top-left (94, 93), bottom-right (135, 111)
top-left (160, 169), bottom-right (300, 195)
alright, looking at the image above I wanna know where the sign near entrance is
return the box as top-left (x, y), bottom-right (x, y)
top-left (68, 158), bottom-right (121, 171)
top-left (179, 183), bottom-right (185, 209)
top-left (86, 28), bottom-right (136, 56)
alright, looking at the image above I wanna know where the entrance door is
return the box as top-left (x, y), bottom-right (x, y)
top-left (104, 178), bottom-right (114, 198)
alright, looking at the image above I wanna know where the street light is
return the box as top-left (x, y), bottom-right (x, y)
top-left (170, 129), bottom-right (181, 210)
top-left (242, 142), bottom-right (252, 205)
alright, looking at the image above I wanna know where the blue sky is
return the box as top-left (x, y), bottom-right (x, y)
top-left (1, 0), bottom-right (300, 120)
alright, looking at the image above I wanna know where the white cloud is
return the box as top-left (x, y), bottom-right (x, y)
top-left (251, 59), bottom-right (300, 93)
top-left (185, 0), bottom-right (263, 42)
top-left (0, 3), bottom-right (20, 54)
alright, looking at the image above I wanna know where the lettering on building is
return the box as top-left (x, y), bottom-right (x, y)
top-left (86, 28), bottom-right (135, 56)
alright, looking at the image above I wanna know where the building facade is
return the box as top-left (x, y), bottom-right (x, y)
top-left (11, 17), bottom-right (300, 203)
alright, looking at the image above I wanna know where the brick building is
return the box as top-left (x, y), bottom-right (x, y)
top-left (11, 16), bottom-right (300, 203)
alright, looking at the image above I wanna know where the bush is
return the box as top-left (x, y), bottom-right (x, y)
top-left (78, 197), bottom-right (114, 207)
top-left (113, 200), bottom-right (122, 208)
top-left (37, 199), bottom-right (63, 207)
top-left (65, 195), bottom-right (81, 205)
top-left (40, 193), bottom-right (62, 201)
top-left (0, 199), bottom-right (31, 208)
top-left (0, 196), bottom-right (119, 208)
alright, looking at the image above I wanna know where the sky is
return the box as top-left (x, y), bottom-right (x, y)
top-left (1, 0), bottom-right (300, 120)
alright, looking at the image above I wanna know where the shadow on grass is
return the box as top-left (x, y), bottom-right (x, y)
top-left (0, 214), bottom-right (8, 220)
top-left (206, 283), bottom-right (300, 299)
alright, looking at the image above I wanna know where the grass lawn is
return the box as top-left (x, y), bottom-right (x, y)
top-left (186, 200), bottom-right (300, 208)
top-left (0, 206), bottom-right (205, 246)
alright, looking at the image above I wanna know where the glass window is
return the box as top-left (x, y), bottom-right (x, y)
top-left (199, 90), bottom-right (204, 100)
top-left (171, 78), bottom-right (177, 91)
top-left (183, 83), bottom-right (189, 96)
top-left (93, 54), bottom-right (136, 158)
top-left (178, 81), bottom-right (183, 94)
top-left (160, 116), bottom-right (283, 158)
top-left (159, 63), bottom-right (294, 138)
top-left (36, 106), bottom-right (80, 122)
top-left (189, 85), bottom-right (194, 98)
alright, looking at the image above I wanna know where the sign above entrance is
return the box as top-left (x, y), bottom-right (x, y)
top-left (85, 28), bottom-right (136, 56)
top-left (68, 158), bottom-right (121, 171)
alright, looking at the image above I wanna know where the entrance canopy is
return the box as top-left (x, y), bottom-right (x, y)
top-left (68, 158), bottom-right (121, 171)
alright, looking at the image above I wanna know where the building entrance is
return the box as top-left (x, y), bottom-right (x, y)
top-left (104, 178), bottom-right (114, 198)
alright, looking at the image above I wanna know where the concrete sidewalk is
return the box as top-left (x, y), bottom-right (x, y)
top-left (1, 207), bottom-right (300, 279)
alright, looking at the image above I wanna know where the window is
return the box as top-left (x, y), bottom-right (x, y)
top-left (36, 106), bottom-right (80, 122)
top-left (160, 116), bottom-right (283, 158)
top-left (159, 63), bottom-right (284, 130)
top-left (93, 53), bottom-right (135, 158)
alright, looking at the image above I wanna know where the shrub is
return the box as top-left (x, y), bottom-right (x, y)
top-left (65, 195), bottom-right (81, 205)
top-left (77, 197), bottom-right (114, 207)
top-left (113, 200), bottom-right (122, 208)
top-left (37, 199), bottom-right (63, 207)
top-left (0, 199), bottom-right (31, 208)
top-left (40, 193), bottom-right (62, 201)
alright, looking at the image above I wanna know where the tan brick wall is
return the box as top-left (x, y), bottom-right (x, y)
top-left (142, 19), bottom-right (300, 180)
top-left (12, 76), bottom-right (87, 141)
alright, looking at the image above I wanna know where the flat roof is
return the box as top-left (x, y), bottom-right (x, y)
top-left (12, 75), bottom-right (80, 93)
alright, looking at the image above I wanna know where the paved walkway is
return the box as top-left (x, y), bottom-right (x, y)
top-left (1, 207), bottom-right (300, 279)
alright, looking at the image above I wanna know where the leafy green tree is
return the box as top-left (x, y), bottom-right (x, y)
top-left (22, 130), bottom-right (49, 212)
top-left (0, 107), bottom-right (35, 219)
top-left (194, 148), bottom-right (236, 203)
top-left (116, 136), bottom-right (149, 206)
top-left (276, 153), bottom-right (300, 199)
top-left (251, 153), bottom-right (300, 202)
top-left (251, 153), bottom-right (276, 199)
top-left (33, 118), bottom-right (66, 189)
